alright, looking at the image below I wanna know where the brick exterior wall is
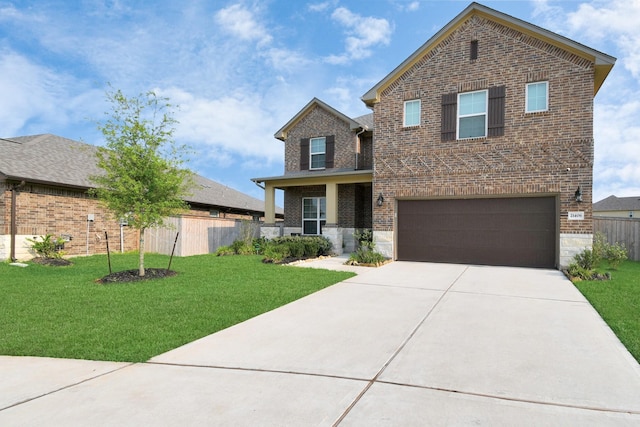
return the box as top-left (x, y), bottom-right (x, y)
top-left (357, 135), bottom-right (373, 170)
top-left (372, 15), bottom-right (595, 241)
top-left (283, 184), bottom-right (372, 230)
top-left (1, 182), bottom-right (138, 257)
top-left (279, 103), bottom-right (374, 236)
top-left (284, 105), bottom-right (359, 173)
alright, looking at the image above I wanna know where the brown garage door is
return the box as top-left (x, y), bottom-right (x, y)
top-left (397, 197), bottom-right (556, 268)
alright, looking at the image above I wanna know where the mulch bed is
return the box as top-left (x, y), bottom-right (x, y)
top-left (97, 268), bottom-right (177, 284)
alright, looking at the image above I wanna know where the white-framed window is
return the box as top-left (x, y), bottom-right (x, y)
top-left (458, 90), bottom-right (487, 139)
top-left (209, 209), bottom-right (220, 218)
top-left (526, 81), bottom-right (548, 113)
top-left (302, 197), bottom-right (326, 235)
top-left (630, 211), bottom-right (634, 218)
top-left (404, 99), bottom-right (421, 127)
top-left (310, 137), bottom-right (326, 170)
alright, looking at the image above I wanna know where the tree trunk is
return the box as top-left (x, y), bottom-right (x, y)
top-left (139, 227), bottom-right (145, 276)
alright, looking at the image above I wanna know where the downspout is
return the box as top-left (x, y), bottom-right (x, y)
top-left (9, 180), bottom-right (26, 262)
top-left (354, 127), bottom-right (367, 170)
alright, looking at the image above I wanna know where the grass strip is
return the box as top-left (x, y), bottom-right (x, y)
top-left (574, 260), bottom-right (640, 363)
top-left (1, 253), bottom-right (354, 362)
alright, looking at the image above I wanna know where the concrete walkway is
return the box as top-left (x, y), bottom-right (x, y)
top-left (2, 260), bottom-right (640, 425)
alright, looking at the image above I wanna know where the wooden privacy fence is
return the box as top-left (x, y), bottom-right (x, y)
top-left (593, 217), bottom-right (640, 262)
top-left (144, 216), bottom-right (260, 256)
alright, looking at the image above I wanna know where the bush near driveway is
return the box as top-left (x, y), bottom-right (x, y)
top-left (0, 253), bottom-right (354, 362)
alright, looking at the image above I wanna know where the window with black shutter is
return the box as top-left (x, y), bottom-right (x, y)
top-left (441, 86), bottom-right (505, 140)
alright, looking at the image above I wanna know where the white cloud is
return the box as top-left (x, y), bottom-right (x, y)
top-left (406, 2), bottom-right (420, 12)
top-left (325, 7), bottom-right (392, 63)
top-left (593, 99), bottom-right (640, 200)
top-left (308, 2), bottom-right (334, 13)
top-left (0, 50), bottom-right (70, 135)
top-left (565, 0), bottom-right (640, 78)
top-left (214, 4), bottom-right (272, 46)
top-left (159, 87), bottom-right (283, 167)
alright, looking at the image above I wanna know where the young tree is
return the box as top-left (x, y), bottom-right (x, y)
top-left (90, 88), bottom-right (193, 276)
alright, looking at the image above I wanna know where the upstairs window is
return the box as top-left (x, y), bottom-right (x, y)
top-left (310, 137), bottom-right (326, 169)
top-left (302, 197), bottom-right (326, 235)
top-left (300, 136), bottom-right (335, 170)
top-left (442, 86), bottom-right (504, 141)
top-left (458, 90), bottom-right (487, 139)
top-left (404, 99), bottom-right (421, 127)
top-left (526, 81), bottom-right (548, 113)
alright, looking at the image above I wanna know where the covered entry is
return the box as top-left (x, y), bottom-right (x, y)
top-left (397, 197), bottom-right (556, 268)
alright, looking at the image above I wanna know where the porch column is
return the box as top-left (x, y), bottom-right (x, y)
top-left (325, 182), bottom-right (338, 224)
top-left (264, 183), bottom-right (276, 224)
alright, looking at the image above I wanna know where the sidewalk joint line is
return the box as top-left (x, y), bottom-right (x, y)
top-left (376, 380), bottom-right (640, 416)
top-left (332, 265), bottom-right (470, 426)
top-left (145, 361), bottom-right (371, 383)
top-left (0, 363), bottom-right (135, 412)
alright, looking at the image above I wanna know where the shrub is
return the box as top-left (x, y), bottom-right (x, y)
top-left (288, 240), bottom-right (305, 258)
top-left (590, 232), bottom-right (628, 270)
top-left (26, 234), bottom-right (66, 259)
top-left (349, 247), bottom-right (386, 265)
top-left (263, 244), bottom-right (290, 263)
top-left (214, 245), bottom-right (235, 256)
top-left (231, 239), bottom-right (254, 255)
top-left (347, 229), bottom-right (387, 265)
top-left (592, 232), bottom-right (608, 265)
top-left (302, 239), bottom-right (320, 257)
top-left (566, 262), bottom-right (592, 281)
top-left (261, 236), bottom-right (333, 263)
top-left (574, 248), bottom-right (597, 270)
top-left (252, 237), bottom-right (268, 255)
top-left (606, 242), bottom-right (627, 270)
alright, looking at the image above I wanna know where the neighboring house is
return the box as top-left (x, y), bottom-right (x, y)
top-left (253, 2), bottom-right (616, 269)
top-left (593, 195), bottom-right (640, 218)
top-left (0, 134), bottom-right (280, 261)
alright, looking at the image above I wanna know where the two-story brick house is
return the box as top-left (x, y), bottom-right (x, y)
top-left (254, 2), bottom-right (615, 268)
top-left (252, 98), bottom-right (374, 253)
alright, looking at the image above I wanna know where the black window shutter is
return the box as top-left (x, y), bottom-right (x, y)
top-left (325, 135), bottom-right (335, 168)
top-left (441, 93), bottom-right (457, 141)
top-left (300, 138), bottom-right (309, 170)
top-left (488, 85), bottom-right (505, 137)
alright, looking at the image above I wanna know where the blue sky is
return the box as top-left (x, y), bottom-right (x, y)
top-left (1, 0), bottom-right (638, 206)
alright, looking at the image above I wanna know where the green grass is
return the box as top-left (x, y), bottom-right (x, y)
top-left (574, 260), bottom-right (640, 363)
top-left (0, 253), bottom-right (354, 362)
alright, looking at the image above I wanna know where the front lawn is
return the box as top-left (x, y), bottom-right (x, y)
top-left (0, 253), bottom-right (354, 362)
top-left (574, 260), bottom-right (640, 363)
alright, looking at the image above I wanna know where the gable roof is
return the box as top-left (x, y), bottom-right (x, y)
top-left (362, 2), bottom-right (616, 107)
top-left (593, 195), bottom-right (640, 212)
top-left (0, 134), bottom-right (280, 216)
top-left (274, 97), bottom-right (368, 141)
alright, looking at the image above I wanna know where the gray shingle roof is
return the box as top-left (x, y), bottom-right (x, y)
top-left (353, 113), bottom-right (374, 130)
top-left (0, 134), bottom-right (278, 215)
top-left (593, 195), bottom-right (640, 211)
top-left (0, 134), bottom-right (101, 188)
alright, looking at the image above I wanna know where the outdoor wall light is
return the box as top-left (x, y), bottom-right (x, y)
top-left (574, 186), bottom-right (583, 203)
top-left (376, 193), bottom-right (385, 206)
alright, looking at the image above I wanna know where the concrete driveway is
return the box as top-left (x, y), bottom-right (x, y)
top-left (2, 260), bottom-right (640, 425)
